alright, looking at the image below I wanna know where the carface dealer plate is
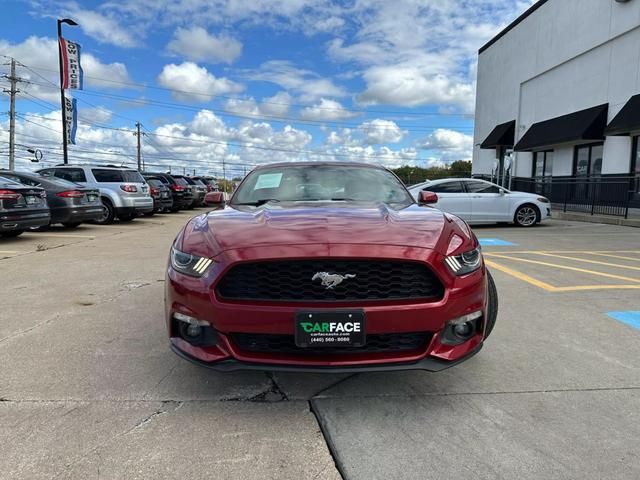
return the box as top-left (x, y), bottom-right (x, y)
top-left (295, 310), bottom-right (366, 348)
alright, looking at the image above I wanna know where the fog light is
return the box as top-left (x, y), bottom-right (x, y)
top-left (186, 323), bottom-right (202, 338)
top-left (440, 311), bottom-right (482, 346)
top-left (453, 322), bottom-right (473, 337)
top-left (173, 312), bottom-right (218, 347)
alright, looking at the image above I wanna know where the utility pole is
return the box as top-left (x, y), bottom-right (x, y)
top-left (222, 158), bottom-right (226, 194)
top-left (2, 58), bottom-right (19, 170)
top-left (134, 122), bottom-right (143, 171)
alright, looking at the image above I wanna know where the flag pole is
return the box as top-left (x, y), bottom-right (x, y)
top-left (57, 18), bottom-right (78, 165)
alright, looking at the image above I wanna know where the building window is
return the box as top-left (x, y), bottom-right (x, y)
top-left (632, 136), bottom-right (640, 176)
top-left (532, 150), bottom-right (553, 178)
top-left (574, 143), bottom-right (604, 177)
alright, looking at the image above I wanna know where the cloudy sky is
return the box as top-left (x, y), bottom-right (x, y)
top-left (0, 0), bottom-right (534, 178)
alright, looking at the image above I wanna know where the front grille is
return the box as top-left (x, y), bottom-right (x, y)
top-left (231, 332), bottom-right (432, 355)
top-left (216, 260), bottom-right (444, 302)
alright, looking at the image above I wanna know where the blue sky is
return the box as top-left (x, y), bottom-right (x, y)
top-left (1, 0), bottom-right (534, 178)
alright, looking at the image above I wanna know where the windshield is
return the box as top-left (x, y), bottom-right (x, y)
top-left (232, 165), bottom-right (412, 206)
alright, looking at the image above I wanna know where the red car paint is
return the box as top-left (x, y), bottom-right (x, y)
top-left (165, 163), bottom-right (489, 372)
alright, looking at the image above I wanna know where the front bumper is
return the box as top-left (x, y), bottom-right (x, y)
top-left (166, 244), bottom-right (489, 372)
top-left (171, 340), bottom-right (483, 373)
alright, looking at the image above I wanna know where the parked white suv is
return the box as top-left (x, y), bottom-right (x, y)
top-left (38, 165), bottom-right (153, 224)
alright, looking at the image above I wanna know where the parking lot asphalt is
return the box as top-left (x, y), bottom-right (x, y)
top-left (1, 214), bottom-right (638, 479)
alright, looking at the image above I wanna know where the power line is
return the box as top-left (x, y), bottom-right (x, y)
top-left (17, 61), bottom-right (474, 118)
top-left (21, 79), bottom-right (475, 133)
top-left (14, 109), bottom-right (424, 163)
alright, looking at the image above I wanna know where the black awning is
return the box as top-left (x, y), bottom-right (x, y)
top-left (480, 120), bottom-right (516, 149)
top-left (514, 104), bottom-right (608, 151)
top-left (605, 94), bottom-right (640, 136)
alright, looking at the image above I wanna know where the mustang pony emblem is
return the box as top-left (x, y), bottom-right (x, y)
top-left (312, 272), bottom-right (357, 290)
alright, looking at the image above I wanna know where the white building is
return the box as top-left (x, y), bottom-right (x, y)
top-left (473, 0), bottom-right (640, 210)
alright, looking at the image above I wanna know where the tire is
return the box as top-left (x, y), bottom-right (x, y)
top-left (93, 198), bottom-right (115, 225)
top-left (62, 222), bottom-right (81, 228)
top-left (484, 270), bottom-right (499, 338)
top-left (143, 211), bottom-right (155, 217)
top-left (118, 212), bottom-right (136, 222)
top-left (514, 204), bottom-right (539, 227)
top-left (1, 230), bottom-right (24, 238)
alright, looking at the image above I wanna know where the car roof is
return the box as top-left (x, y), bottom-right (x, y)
top-left (49, 164), bottom-right (137, 171)
top-left (252, 161), bottom-right (388, 171)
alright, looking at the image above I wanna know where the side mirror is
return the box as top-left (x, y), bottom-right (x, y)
top-left (499, 188), bottom-right (507, 195)
top-left (204, 191), bottom-right (225, 209)
top-left (418, 191), bottom-right (438, 205)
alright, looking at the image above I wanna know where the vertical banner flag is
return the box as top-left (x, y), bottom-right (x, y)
top-left (64, 96), bottom-right (78, 145)
top-left (59, 37), bottom-right (84, 90)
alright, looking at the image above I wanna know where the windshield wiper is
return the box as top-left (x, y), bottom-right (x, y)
top-left (233, 199), bottom-right (281, 206)
top-left (329, 198), bottom-right (357, 201)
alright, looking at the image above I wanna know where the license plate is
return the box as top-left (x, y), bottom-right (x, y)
top-left (88, 195), bottom-right (97, 202)
top-left (161, 192), bottom-right (169, 198)
top-left (295, 311), bottom-right (366, 348)
top-left (26, 196), bottom-right (37, 205)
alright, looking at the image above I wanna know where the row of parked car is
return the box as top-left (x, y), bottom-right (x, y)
top-left (0, 164), bottom-right (219, 238)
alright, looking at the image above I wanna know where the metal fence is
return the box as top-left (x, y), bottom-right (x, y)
top-left (511, 176), bottom-right (635, 219)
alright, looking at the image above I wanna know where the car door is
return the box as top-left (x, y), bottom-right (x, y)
top-left (465, 180), bottom-right (512, 222)
top-left (426, 181), bottom-right (472, 220)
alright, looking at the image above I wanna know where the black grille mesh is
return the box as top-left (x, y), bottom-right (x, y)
top-left (231, 332), bottom-right (432, 355)
top-left (216, 260), bottom-right (444, 302)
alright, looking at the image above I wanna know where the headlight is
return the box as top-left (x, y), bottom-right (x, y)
top-left (170, 247), bottom-right (213, 277)
top-left (445, 247), bottom-right (482, 276)
top-left (537, 197), bottom-right (550, 203)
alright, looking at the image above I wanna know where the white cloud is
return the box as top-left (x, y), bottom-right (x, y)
top-left (247, 60), bottom-right (346, 102)
top-left (418, 128), bottom-right (474, 162)
top-left (167, 27), bottom-right (242, 64)
top-left (259, 91), bottom-right (293, 117)
top-left (299, 98), bottom-right (359, 122)
top-left (224, 91), bottom-right (292, 118)
top-left (157, 62), bottom-right (244, 102)
top-left (67, 7), bottom-right (138, 48)
top-left (0, 36), bottom-right (131, 95)
top-left (359, 119), bottom-right (406, 145)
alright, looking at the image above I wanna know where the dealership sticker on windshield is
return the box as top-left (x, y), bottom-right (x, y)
top-left (254, 173), bottom-right (283, 190)
top-left (295, 311), bottom-right (366, 348)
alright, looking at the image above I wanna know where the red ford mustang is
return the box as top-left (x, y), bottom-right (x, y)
top-left (165, 162), bottom-right (498, 373)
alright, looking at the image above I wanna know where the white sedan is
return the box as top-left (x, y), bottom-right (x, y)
top-left (409, 178), bottom-right (551, 227)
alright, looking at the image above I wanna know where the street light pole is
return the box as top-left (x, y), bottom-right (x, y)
top-left (57, 18), bottom-right (78, 165)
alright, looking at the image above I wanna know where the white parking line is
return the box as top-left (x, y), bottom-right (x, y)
top-left (23, 233), bottom-right (96, 239)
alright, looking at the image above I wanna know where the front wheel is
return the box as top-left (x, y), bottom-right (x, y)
top-left (484, 270), bottom-right (499, 338)
top-left (514, 204), bottom-right (539, 227)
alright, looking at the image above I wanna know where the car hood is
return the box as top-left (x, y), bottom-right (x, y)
top-left (180, 203), bottom-right (451, 257)
top-left (509, 190), bottom-right (545, 199)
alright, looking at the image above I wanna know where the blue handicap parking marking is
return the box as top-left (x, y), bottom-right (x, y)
top-left (607, 311), bottom-right (640, 330)
top-left (478, 238), bottom-right (516, 247)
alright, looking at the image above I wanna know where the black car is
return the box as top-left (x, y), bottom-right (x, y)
top-left (0, 176), bottom-right (50, 237)
top-left (0, 171), bottom-right (102, 227)
top-left (173, 175), bottom-right (204, 208)
top-left (192, 176), bottom-right (219, 192)
top-left (142, 173), bottom-right (193, 212)
top-left (146, 178), bottom-right (174, 214)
